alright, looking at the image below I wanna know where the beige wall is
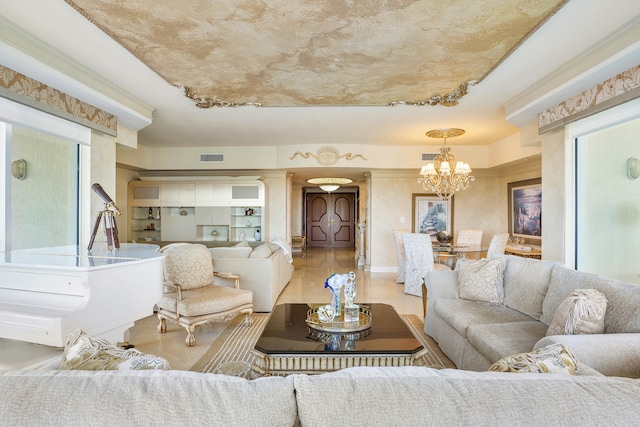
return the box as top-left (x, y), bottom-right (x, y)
top-left (366, 164), bottom-right (542, 272)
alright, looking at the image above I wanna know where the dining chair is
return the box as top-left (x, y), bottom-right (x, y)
top-left (456, 229), bottom-right (484, 246)
top-left (486, 232), bottom-right (510, 259)
top-left (156, 243), bottom-right (253, 346)
top-left (402, 233), bottom-right (451, 297)
top-left (392, 229), bottom-right (409, 283)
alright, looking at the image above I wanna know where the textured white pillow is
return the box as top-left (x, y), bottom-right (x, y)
top-left (250, 244), bottom-right (273, 258)
top-left (488, 343), bottom-right (577, 375)
top-left (546, 288), bottom-right (607, 336)
top-left (457, 257), bottom-right (507, 305)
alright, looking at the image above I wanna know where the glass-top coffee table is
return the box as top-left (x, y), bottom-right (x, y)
top-left (251, 303), bottom-right (426, 375)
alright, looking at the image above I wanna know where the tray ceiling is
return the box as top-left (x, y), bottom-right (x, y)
top-left (65, 0), bottom-right (566, 108)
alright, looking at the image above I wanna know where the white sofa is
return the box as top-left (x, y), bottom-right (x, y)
top-left (210, 244), bottom-right (292, 312)
top-left (2, 367), bottom-right (640, 426)
top-left (424, 255), bottom-right (640, 377)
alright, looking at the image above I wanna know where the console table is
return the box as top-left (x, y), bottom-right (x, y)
top-left (0, 243), bottom-right (164, 347)
top-left (505, 245), bottom-right (542, 259)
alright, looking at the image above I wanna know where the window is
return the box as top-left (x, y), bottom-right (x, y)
top-left (574, 104), bottom-right (640, 284)
top-left (1, 97), bottom-right (90, 250)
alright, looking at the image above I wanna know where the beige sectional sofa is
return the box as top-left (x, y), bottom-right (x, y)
top-left (424, 255), bottom-right (640, 377)
top-left (2, 366), bottom-right (640, 426)
top-left (210, 243), bottom-right (292, 312)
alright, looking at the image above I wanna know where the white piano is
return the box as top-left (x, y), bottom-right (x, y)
top-left (0, 243), bottom-right (164, 347)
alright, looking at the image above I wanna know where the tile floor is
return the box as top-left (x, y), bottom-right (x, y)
top-left (0, 247), bottom-right (424, 370)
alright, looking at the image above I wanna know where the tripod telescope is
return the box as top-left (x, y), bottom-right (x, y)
top-left (88, 183), bottom-right (121, 251)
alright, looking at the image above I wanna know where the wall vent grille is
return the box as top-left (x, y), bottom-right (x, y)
top-left (200, 153), bottom-right (224, 162)
top-left (422, 153), bottom-right (437, 161)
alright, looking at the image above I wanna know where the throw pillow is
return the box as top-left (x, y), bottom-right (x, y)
top-left (234, 240), bottom-right (250, 247)
top-left (60, 329), bottom-right (170, 371)
top-left (457, 257), bottom-right (507, 305)
top-left (488, 343), bottom-right (578, 375)
top-left (250, 244), bottom-right (273, 258)
top-left (546, 288), bottom-right (607, 336)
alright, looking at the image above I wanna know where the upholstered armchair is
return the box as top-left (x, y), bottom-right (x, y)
top-left (402, 233), bottom-right (450, 297)
top-left (392, 229), bottom-right (409, 283)
top-left (156, 243), bottom-right (253, 346)
top-left (486, 232), bottom-right (509, 259)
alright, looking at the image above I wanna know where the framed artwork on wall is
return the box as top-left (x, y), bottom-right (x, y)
top-left (508, 178), bottom-right (542, 244)
top-left (412, 194), bottom-right (453, 240)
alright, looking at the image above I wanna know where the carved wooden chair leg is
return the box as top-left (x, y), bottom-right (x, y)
top-left (185, 325), bottom-right (197, 346)
top-left (243, 313), bottom-right (254, 326)
top-left (157, 316), bottom-right (166, 333)
top-left (421, 283), bottom-right (427, 319)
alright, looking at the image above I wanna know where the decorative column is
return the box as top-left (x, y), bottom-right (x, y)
top-left (358, 223), bottom-right (366, 269)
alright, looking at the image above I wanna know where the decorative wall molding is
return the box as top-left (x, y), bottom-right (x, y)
top-left (182, 86), bottom-right (262, 108)
top-left (389, 80), bottom-right (479, 107)
top-left (290, 146), bottom-right (367, 166)
top-left (0, 65), bottom-right (117, 136)
top-left (538, 64), bottom-right (640, 134)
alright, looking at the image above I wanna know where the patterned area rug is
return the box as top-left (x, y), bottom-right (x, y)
top-left (189, 313), bottom-right (455, 377)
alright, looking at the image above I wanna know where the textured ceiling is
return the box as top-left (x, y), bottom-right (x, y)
top-left (65, 0), bottom-right (566, 108)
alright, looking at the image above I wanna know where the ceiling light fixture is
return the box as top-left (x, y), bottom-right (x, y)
top-left (418, 128), bottom-right (474, 200)
top-left (307, 177), bottom-right (353, 193)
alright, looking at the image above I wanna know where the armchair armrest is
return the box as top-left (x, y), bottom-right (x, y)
top-left (535, 333), bottom-right (640, 378)
top-left (163, 282), bottom-right (182, 300)
top-left (214, 272), bottom-right (241, 289)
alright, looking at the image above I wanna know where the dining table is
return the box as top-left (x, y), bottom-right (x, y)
top-left (432, 244), bottom-right (489, 269)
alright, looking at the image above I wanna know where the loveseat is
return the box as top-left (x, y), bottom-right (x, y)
top-left (2, 366), bottom-right (640, 426)
top-left (210, 243), bottom-right (292, 312)
top-left (424, 255), bottom-right (640, 377)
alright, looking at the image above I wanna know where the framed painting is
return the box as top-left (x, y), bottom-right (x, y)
top-left (412, 194), bottom-right (453, 240)
top-left (508, 178), bottom-right (542, 244)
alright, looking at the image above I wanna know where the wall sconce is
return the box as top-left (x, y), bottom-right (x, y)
top-left (629, 157), bottom-right (639, 180)
top-left (11, 159), bottom-right (26, 180)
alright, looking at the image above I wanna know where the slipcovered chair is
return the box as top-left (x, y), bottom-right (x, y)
top-left (486, 232), bottom-right (510, 259)
top-left (392, 229), bottom-right (409, 283)
top-left (157, 243), bottom-right (253, 346)
top-left (456, 229), bottom-right (484, 246)
top-left (402, 233), bottom-right (450, 297)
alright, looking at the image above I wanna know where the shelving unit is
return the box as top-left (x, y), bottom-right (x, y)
top-left (128, 180), bottom-right (265, 243)
top-left (230, 207), bottom-right (262, 241)
top-left (130, 206), bottom-right (161, 242)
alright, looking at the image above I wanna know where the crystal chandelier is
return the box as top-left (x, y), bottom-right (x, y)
top-left (418, 128), bottom-right (474, 200)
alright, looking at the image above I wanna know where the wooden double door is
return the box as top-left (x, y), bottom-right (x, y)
top-left (306, 193), bottom-right (356, 248)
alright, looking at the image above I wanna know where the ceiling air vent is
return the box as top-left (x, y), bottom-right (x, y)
top-left (422, 153), bottom-right (437, 161)
top-left (200, 153), bottom-right (224, 162)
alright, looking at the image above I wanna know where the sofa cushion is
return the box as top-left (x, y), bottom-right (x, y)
top-left (209, 247), bottom-right (253, 259)
top-left (60, 329), bottom-right (170, 371)
top-left (250, 244), bottom-right (273, 258)
top-left (159, 285), bottom-right (253, 317)
top-left (457, 257), bottom-right (506, 305)
top-left (541, 266), bottom-right (640, 333)
top-left (467, 321), bottom-right (549, 363)
top-left (434, 299), bottom-right (533, 338)
top-left (546, 289), bottom-right (607, 336)
top-left (488, 343), bottom-right (578, 375)
top-left (502, 255), bottom-right (560, 320)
